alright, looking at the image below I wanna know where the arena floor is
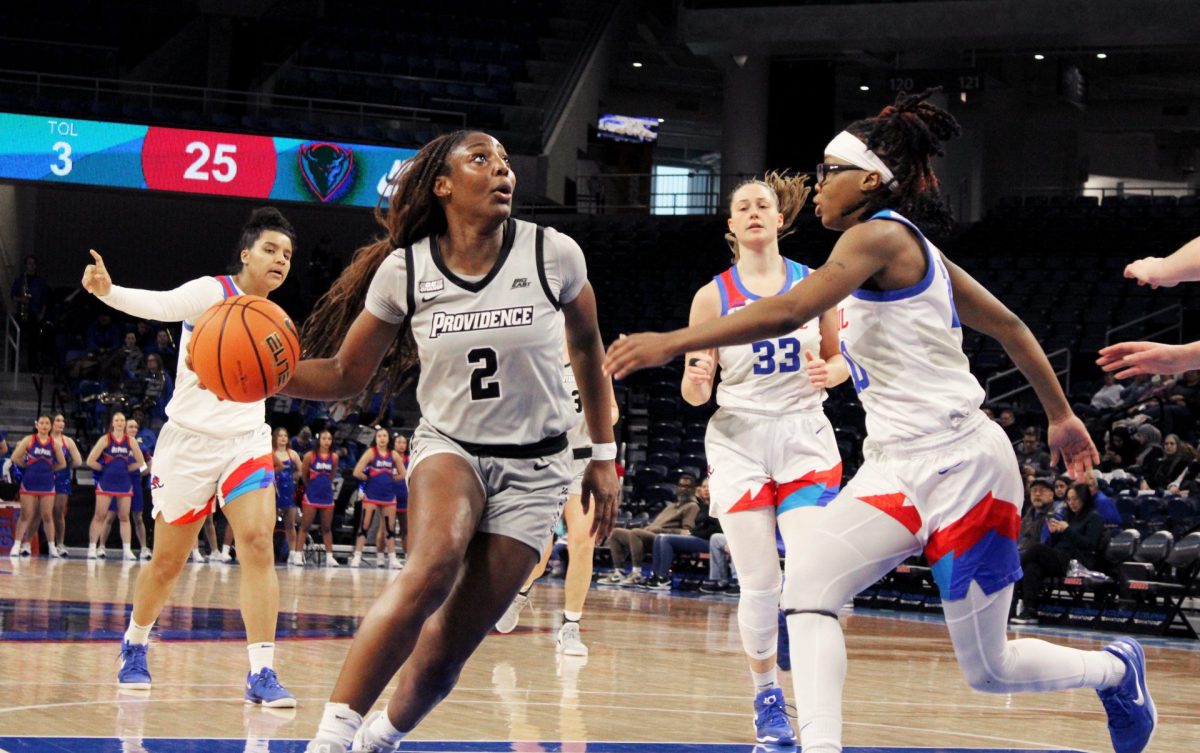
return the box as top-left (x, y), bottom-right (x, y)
top-left (2, 558), bottom-right (1196, 752)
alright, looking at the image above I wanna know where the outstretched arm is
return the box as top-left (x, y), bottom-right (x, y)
top-left (83, 250), bottom-right (222, 323)
top-left (284, 310), bottom-right (402, 400)
top-left (1097, 340), bottom-right (1200, 378)
top-left (943, 256), bottom-right (1098, 479)
top-left (1124, 235), bottom-right (1200, 288)
top-left (605, 222), bottom-right (892, 379)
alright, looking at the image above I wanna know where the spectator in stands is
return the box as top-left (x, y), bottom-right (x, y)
top-left (119, 331), bottom-right (146, 379)
top-left (1012, 483), bottom-right (1106, 625)
top-left (1018, 477), bottom-right (1055, 554)
top-left (700, 532), bottom-right (739, 594)
top-left (1052, 475), bottom-right (1070, 508)
top-left (1148, 433), bottom-right (1195, 490)
top-left (1013, 426), bottom-right (1051, 473)
top-left (146, 328), bottom-right (178, 372)
top-left (141, 353), bottom-right (173, 424)
top-left (131, 320), bottom-right (154, 348)
top-left (1085, 470), bottom-right (1121, 527)
top-left (1099, 424), bottom-right (1138, 472)
top-left (996, 408), bottom-right (1020, 441)
top-left (1090, 373), bottom-right (1125, 412)
top-left (604, 474), bottom-right (700, 586)
top-left (645, 476), bottom-right (722, 589)
top-left (1128, 423), bottom-right (1164, 479)
top-left (290, 426), bottom-right (314, 457)
top-left (86, 310), bottom-right (121, 357)
top-left (10, 254), bottom-right (50, 372)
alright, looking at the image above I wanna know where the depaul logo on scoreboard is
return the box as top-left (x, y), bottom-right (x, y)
top-left (298, 142), bottom-right (355, 203)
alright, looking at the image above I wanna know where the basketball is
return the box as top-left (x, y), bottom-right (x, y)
top-left (187, 294), bottom-right (301, 402)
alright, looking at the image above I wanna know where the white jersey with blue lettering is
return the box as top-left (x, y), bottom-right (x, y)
top-left (365, 218), bottom-right (587, 446)
top-left (100, 274), bottom-right (268, 437)
top-left (713, 258), bottom-right (825, 413)
top-left (837, 209), bottom-right (985, 445)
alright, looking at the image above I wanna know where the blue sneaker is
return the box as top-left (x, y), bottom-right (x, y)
top-left (753, 687), bottom-right (796, 745)
top-left (776, 609), bottom-right (791, 672)
top-left (1097, 637), bottom-right (1156, 753)
top-left (117, 641), bottom-right (152, 689)
top-left (245, 667), bottom-right (296, 708)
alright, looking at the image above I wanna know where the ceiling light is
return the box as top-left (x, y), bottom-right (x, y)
top-left (1096, 52), bottom-right (1108, 59)
top-left (631, 62), bottom-right (643, 68)
top-left (1034, 54), bottom-right (1045, 60)
top-left (859, 84), bottom-right (870, 91)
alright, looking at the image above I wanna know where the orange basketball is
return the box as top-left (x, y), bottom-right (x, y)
top-left (187, 295), bottom-right (301, 403)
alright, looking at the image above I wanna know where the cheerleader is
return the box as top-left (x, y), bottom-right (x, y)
top-left (296, 429), bottom-right (339, 566)
top-left (349, 427), bottom-right (405, 569)
top-left (273, 427), bottom-right (303, 566)
top-left (86, 411), bottom-right (145, 560)
top-left (8, 414), bottom-right (67, 557)
top-left (50, 413), bottom-right (83, 556)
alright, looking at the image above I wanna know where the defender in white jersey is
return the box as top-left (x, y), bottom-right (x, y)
top-left (81, 207), bottom-right (297, 708)
top-left (607, 92), bottom-right (1154, 753)
top-left (494, 321), bottom-right (620, 657)
top-left (288, 131), bottom-right (619, 753)
top-left (681, 174), bottom-right (847, 746)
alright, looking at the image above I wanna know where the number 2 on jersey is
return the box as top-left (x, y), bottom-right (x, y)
top-left (751, 337), bottom-right (802, 375)
top-left (468, 347), bottom-right (501, 400)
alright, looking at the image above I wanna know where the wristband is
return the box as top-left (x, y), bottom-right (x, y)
top-left (591, 442), bottom-right (617, 461)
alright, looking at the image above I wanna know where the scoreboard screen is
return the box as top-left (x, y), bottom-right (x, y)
top-left (0, 112), bottom-right (419, 207)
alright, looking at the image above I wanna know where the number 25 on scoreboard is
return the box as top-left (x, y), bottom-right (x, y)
top-left (141, 127), bottom-right (276, 197)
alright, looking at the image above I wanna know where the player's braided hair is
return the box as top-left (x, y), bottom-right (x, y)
top-left (302, 130), bottom-right (470, 415)
top-left (842, 88), bottom-right (961, 236)
top-left (724, 171), bottom-right (812, 262)
top-left (228, 207), bottom-right (297, 274)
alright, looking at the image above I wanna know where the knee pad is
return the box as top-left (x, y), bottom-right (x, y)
top-left (736, 585), bottom-right (782, 660)
top-left (781, 569), bottom-right (847, 616)
top-left (358, 527), bottom-right (370, 539)
top-left (384, 526), bottom-right (395, 540)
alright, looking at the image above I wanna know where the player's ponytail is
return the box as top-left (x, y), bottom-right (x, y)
top-left (843, 88), bottom-right (961, 237)
top-left (229, 207), bottom-right (298, 273)
top-left (725, 171), bottom-right (812, 262)
top-left (301, 130), bottom-right (471, 417)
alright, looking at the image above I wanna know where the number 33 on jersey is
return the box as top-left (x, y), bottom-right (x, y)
top-left (364, 218), bottom-right (588, 446)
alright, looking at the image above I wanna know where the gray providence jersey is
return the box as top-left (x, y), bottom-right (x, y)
top-left (365, 218), bottom-right (586, 447)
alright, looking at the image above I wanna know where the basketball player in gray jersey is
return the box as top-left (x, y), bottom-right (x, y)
top-left (286, 130), bottom-right (620, 753)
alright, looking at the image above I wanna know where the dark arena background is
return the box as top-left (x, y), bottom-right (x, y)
top-left (1, 1), bottom-right (1199, 751)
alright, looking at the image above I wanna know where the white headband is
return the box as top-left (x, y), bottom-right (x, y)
top-left (824, 131), bottom-right (897, 191)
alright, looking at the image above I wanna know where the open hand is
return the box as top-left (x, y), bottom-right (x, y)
top-left (1097, 341), bottom-right (1199, 379)
top-left (1123, 257), bottom-right (1173, 289)
top-left (81, 249), bottom-right (112, 296)
top-left (1047, 415), bottom-right (1099, 482)
top-left (581, 459), bottom-right (620, 542)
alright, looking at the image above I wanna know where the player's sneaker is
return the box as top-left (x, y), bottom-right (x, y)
top-left (325, 554), bottom-right (339, 568)
top-left (140, 549), bottom-right (152, 561)
top-left (244, 667), bottom-right (296, 708)
top-left (96, 546), bottom-right (107, 559)
top-left (1097, 637), bottom-right (1156, 753)
top-left (117, 641), bottom-right (152, 689)
top-left (753, 687), bottom-right (796, 745)
top-left (776, 609), bottom-right (791, 672)
top-left (556, 621), bottom-right (588, 657)
top-left (388, 555), bottom-right (403, 570)
top-left (189, 548), bottom-right (205, 563)
top-left (351, 711), bottom-right (402, 752)
top-left (348, 553), bottom-right (363, 568)
top-left (495, 592), bottom-right (530, 634)
top-left (214, 549), bottom-right (234, 563)
top-left (122, 549), bottom-right (138, 562)
top-left (288, 551), bottom-right (304, 566)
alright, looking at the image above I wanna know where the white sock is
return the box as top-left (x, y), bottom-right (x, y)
top-left (751, 667), bottom-right (778, 692)
top-left (1091, 650), bottom-right (1127, 690)
top-left (366, 709), bottom-right (407, 745)
top-left (247, 642), bottom-right (275, 674)
top-left (123, 545), bottom-right (134, 555)
top-left (124, 619), bottom-right (154, 646)
top-left (221, 545), bottom-right (231, 556)
top-left (563, 609), bottom-right (582, 623)
top-left (316, 702), bottom-right (362, 748)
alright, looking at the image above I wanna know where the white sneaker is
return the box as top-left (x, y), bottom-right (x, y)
top-left (618, 571), bottom-right (644, 587)
top-left (556, 621), bottom-right (588, 656)
top-left (8, 547), bottom-right (18, 559)
top-left (495, 592), bottom-right (530, 634)
top-left (190, 549), bottom-right (206, 563)
top-left (122, 549), bottom-right (138, 562)
top-left (375, 555), bottom-right (387, 568)
top-left (599, 571), bottom-right (623, 585)
top-left (351, 711), bottom-right (402, 753)
top-left (325, 554), bottom-right (339, 568)
top-left (87, 544), bottom-right (98, 560)
top-left (140, 549), bottom-right (152, 561)
top-left (96, 547), bottom-right (107, 559)
top-left (388, 555), bottom-right (403, 570)
top-left (289, 551), bottom-right (304, 566)
top-left (214, 550), bottom-right (233, 563)
top-left (348, 553), bottom-right (362, 568)
top-left (48, 543), bottom-right (62, 558)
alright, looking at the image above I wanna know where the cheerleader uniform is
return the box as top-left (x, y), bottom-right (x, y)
top-left (53, 439), bottom-right (72, 496)
top-left (19, 435), bottom-right (58, 497)
top-left (96, 434), bottom-right (135, 497)
top-left (362, 449), bottom-right (397, 507)
top-left (395, 454), bottom-right (409, 512)
top-left (276, 454), bottom-right (297, 509)
top-left (303, 452), bottom-right (337, 508)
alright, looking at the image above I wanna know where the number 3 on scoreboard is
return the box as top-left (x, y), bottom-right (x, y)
top-left (50, 141), bottom-right (72, 177)
top-left (184, 142), bottom-right (238, 183)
